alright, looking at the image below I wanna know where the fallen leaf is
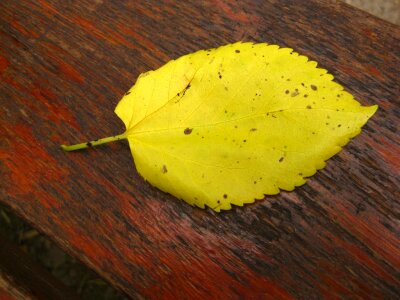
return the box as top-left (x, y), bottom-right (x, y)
top-left (62, 42), bottom-right (377, 211)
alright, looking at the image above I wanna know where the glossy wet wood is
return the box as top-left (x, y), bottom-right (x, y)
top-left (1, 0), bottom-right (399, 298)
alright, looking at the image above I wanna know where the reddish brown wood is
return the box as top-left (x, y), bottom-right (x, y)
top-left (0, 0), bottom-right (399, 299)
top-left (0, 285), bottom-right (19, 300)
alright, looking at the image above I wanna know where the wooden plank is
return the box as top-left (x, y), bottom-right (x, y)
top-left (0, 233), bottom-right (78, 300)
top-left (0, 0), bottom-right (399, 298)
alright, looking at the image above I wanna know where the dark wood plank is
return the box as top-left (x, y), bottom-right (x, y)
top-left (0, 232), bottom-right (79, 300)
top-left (0, 0), bottom-right (399, 298)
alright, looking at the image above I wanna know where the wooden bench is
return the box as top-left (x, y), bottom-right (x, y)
top-left (1, 0), bottom-right (399, 298)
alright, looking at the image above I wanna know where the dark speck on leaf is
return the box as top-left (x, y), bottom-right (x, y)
top-left (338, 124), bottom-right (342, 127)
top-left (254, 181), bottom-right (257, 184)
top-left (243, 139), bottom-right (247, 142)
top-left (184, 128), bottom-right (193, 135)
top-left (279, 157), bottom-right (284, 162)
top-left (86, 142), bottom-right (92, 147)
top-left (285, 90), bottom-right (289, 94)
top-left (311, 85), bottom-right (317, 91)
top-left (162, 165), bottom-right (168, 173)
top-left (299, 172), bottom-right (303, 176)
top-left (223, 194), bottom-right (227, 199)
top-left (291, 91), bottom-right (299, 97)
top-left (235, 49), bottom-right (240, 53)
top-left (306, 105), bottom-right (312, 109)
top-left (304, 94), bottom-right (308, 98)
top-left (250, 128), bottom-right (257, 132)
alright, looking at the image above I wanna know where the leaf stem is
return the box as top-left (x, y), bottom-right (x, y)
top-left (61, 133), bottom-right (127, 151)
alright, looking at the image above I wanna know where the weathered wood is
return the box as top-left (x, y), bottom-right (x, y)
top-left (0, 232), bottom-right (79, 300)
top-left (0, 0), bottom-right (399, 298)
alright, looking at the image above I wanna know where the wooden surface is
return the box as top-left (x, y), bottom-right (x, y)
top-left (1, 0), bottom-right (399, 298)
top-left (0, 233), bottom-right (78, 300)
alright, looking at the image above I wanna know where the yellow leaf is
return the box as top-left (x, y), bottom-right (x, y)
top-left (62, 42), bottom-right (377, 212)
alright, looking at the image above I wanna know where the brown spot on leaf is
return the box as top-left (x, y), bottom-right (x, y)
top-left (235, 49), bottom-right (240, 53)
top-left (184, 128), bottom-right (193, 135)
top-left (162, 165), bottom-right (168, 173)
top-left (279, 157), bottom-right (284, 162)
top-left (306, 105), bottom-right (312, 109)
top-left (291, 91), bottom-right (299, 97)
top-left (223, 194), bottom-right (228, 199)
top-left (311, 85), bottom-right (317, 91)
top-left (250, 128), bottom-right (257, 132)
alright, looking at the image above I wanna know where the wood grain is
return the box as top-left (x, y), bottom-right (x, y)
top-left (1, 0), bottom-right (399, 298)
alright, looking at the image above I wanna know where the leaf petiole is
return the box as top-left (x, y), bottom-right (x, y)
top-left (61, 133), bottom-right (127, 151)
